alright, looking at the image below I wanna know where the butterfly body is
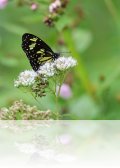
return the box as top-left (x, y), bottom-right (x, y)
top-left (22, 33), bottom-right (60, 71)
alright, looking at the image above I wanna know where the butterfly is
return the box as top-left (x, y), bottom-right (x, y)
top-left (22, 33), bottom-right (60, 71)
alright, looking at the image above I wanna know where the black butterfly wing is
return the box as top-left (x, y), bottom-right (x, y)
top-left (22, 33), bottom-right (54, 71)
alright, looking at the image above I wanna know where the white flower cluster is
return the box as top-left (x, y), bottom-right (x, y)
top-left (14, 56), bottom-right (77, 87)
top-left (37, 62), bottom-right (55, 77)
top-left (49, 0), bottom-right (61, 13)
top-left (54, 56), bottom-right (77, 71)
top-left (38, 56), bottom-right (77, 77)
top-left (14, 70), bottom-right (37, 87)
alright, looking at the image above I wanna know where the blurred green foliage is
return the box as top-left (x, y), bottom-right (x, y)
top-left (0, 0), bottom-right (120, 119)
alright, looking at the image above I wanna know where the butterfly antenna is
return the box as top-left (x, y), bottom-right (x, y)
top-left (59, 51), bottom-right (71, 53)
top-left (59, 51), bottom-right (71, 55)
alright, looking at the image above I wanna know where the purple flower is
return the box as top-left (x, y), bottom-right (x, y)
top-left (49, 0), bottom-right (61, 13)
top-left (30, 3), bottom-right (38, 11)
top-left (0, 0), bottom-right (8, 9)
top-left (56, 83), bottom-right (72, 99)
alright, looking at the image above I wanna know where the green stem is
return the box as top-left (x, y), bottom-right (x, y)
top-left (99, 66), bottom-right (120, 93)
top-left (30, 89), bottom-right (44, 108)
top-left (53, 73), bottom-right (65, 119)
top-left (104, 0), bottom-right (120, 27)
top-left (54, 76), bottom-right (60, 119)
top-left (55, 93), bottom-right (59, 119)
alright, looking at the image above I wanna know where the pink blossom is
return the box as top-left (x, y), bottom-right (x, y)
top-left (56, 83), bottom-right (72, 99)
top-left (0, 0), bottom-right (8, 9)
top-left (30, 3), bottom-right (38, 11)
top-left (49, 0), bottom-right (61, 13)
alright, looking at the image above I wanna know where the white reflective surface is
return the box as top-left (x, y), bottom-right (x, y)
top-left (0, 121), bottom-right (120, 168)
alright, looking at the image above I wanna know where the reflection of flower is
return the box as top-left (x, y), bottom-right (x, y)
top-left (15, 142), bottom-right (76, 163)
top-left (59, 134), bottom-right (72, 144)
top-left (0, 0), bottom-right (8, 9)
top-left (14, 70), bottom-right (37, 87)
top-left (15, 143), bottom-right (35, 154)
top-left (56, 83), bottom-right (72, 99)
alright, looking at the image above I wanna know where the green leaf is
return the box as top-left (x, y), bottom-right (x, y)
top-left (69, 95), bottom-right (100, 119)
top-left (56, 15), bottom-right (72, 31)
top-left (0, 22), bottom-right (28, 35)
top-left (0, 57), bottom-right (18, 67)
top-left (72, 29), bottom-right (93, 53)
